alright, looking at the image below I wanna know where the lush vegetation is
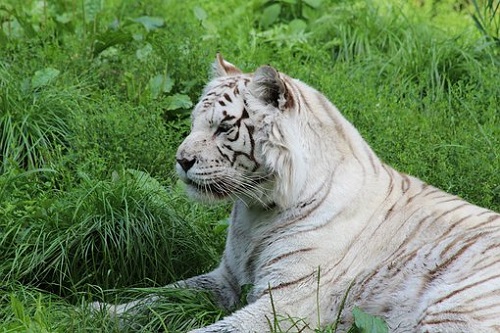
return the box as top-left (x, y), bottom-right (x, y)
top-left (0, 0), bottom-right (498, 331)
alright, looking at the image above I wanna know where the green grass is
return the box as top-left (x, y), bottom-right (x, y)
top-left (0, 0), bottom-right (499, 331)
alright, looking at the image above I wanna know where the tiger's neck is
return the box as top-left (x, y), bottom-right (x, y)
top-left (272, 83), bottom-right (386, 214)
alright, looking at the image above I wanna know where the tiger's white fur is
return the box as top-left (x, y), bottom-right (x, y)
top-left (100, 55), bottom-right (500, 332)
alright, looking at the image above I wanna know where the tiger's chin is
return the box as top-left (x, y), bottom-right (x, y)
top-left (182, 176), bottom-right (275, 207)
top-left (183, 179), bottom-right (233, 203)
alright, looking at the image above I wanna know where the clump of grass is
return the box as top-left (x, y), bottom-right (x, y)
top-left (0, 283), bottom-right (224, 332)
top-left (0, 64), bottom-right (78, 173)
top-left (306, 1), bottom-right (494, 98)
top-left (99, 287), bottom-right (226, 332)
top-left (471, 0), bottom-right (500, 47)
top-left (67, 94), bottom-right (187, 180)
top-left (0, 282), bottom-right (115, 332)
top-left (4, 169), bottom-right (224, 297)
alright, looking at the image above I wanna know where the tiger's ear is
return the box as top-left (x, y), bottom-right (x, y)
top-left (212, 53), bottom-right (243, 77)
top-left (250, 65), bottom-right (292, 110)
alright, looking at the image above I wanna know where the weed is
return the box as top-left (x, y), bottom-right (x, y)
top-left (0, 64), bottom-right (76, 173)
top-left (471, 0), bottom-right (500, 47)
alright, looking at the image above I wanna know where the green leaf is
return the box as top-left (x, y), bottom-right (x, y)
top-left (10, 294), bottom-right (28, 324)
top-left (303, 0), bottom-right (322, 8)
top-left (83, 0), bottom-right (102, 24)
top-left (149, 74), bottom-right (174, 99)
top-left (127, 169), bottom-right (161, 190)
top-left (55, 12), bottom-right (73, 24)
top-left (13, 9), bottom-right (37, 38)
top-left (136, 43), bottom-right (153, 62)
top-left (301, 5), bottom-right (316, 20)
top-left (164, 94), bottom-right (193, 111)
top-left (132, 16), bottom-right (165, 31)
top-left (214, 217), bottom-right (230, 234)
top-left (193, 6), bottom-right (208, 21)
top-left (352, 307), bottom-right (388, 333)
top-left (92, 30), bottom-right (132, 57)
top-left (288, 19), bottom-right (307, 34)
top-left (0, 29), bottom-right (8, 45)
top-left (31, 68), bottom-right (60, 89)
top-left (260, 4), bottom-right (281, 28)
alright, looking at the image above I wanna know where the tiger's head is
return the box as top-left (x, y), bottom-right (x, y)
top-left (176, 54), bottom-right (314, 208)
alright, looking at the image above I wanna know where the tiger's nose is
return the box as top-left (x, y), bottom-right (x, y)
top-left (177, 158), bottom-right (196, 172)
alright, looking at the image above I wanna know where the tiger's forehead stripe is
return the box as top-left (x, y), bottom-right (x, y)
top-left (194, 78), bottom-right (249, 123)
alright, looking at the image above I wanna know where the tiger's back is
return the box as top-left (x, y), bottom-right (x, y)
top-left (342, 172), bottom-right (500, 332)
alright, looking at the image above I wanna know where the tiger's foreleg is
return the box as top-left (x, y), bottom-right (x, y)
top-left (176, 266), bottom-right (241, 310)
top-left (92, 266), bottom-right (240, 320)
top-left (188, 287), bottom-right (324, 333)
top-left (188, 296), bottom-right (276, 333)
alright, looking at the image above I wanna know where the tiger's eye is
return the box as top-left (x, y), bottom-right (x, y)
top-left (216, 122), bottom-right (233, 134)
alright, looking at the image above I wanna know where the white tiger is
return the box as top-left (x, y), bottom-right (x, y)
top-left (97, 54), bottom-right (500, 332)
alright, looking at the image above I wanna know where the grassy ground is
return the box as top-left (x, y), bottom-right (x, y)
top-left (0, 0), bottom-right (499, 331)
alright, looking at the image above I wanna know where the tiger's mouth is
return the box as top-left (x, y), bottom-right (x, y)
top-left (183, 174), bottom-right (272, 202)
top-left (185, 179), bottom-right (231, 198)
